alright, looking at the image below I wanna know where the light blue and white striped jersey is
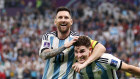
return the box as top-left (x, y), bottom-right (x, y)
top-left (79, 53), bottom-right (122, 79)
top-left (39, 31), bottom-right (78, 79)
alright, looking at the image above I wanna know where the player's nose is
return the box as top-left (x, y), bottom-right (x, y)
top-left (60, 17), bottom-right (66, 22)
top-left (77, 54), bottom-right (82, 58)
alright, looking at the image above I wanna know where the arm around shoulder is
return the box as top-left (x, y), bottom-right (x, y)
top-left (84, 43), bottom-right (106, 66)
top-left (91, 43), bottom-right (106, 61)
top-left (94, 43), bottom-right (106, 54)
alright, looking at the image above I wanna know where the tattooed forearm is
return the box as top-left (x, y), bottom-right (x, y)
top-left (39, 46), bottom-right (66, 59)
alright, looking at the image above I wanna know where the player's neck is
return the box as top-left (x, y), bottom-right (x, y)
top-left (57, 30), bottom-right (70, 40)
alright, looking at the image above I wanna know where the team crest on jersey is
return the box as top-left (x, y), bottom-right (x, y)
top-left (43, 42), bottom-right (50, 48)
top-left (110, 59), bottom-right (118, 67)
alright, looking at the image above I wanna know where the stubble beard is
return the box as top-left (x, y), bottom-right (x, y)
top-left (58, 26), bottom-right (70, 34)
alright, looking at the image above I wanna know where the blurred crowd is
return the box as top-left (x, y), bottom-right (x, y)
top-left (0, 0), bottom-right (140, 79)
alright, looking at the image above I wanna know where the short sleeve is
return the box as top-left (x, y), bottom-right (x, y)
top-left (97, 53), bottom-right (122, 70)
top-left (39, 34), bottom-right (51, 54)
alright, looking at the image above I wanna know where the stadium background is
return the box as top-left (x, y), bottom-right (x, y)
top-left (0, 0), bottom-right (140, 79)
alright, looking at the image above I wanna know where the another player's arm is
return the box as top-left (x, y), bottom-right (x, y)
top-left (120, 62), bottom-right (140, 76)
top-left (83, 40), bottom-right (106, 66)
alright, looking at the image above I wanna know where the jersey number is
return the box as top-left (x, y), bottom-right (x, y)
top-left (54, 52), bottom-right (64, 63)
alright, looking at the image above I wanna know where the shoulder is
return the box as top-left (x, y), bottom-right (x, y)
top-left (100, 53), bottom-right (116, 60)
top-left (97, 53), bottom-right (114, 64)
top-left (98, 53), bottom-right (122, 69)
top-left (70, 31), bottom-right (79, 36)
top-left (42, 31), bottom-right (57, 40)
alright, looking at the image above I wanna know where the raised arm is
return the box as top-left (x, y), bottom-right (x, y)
top-left (39, 36), bottom-right (79, 60)
top-left (121, 62), bottom-right (140, 76)
top-left (83, 43), bottom-right (106, 66)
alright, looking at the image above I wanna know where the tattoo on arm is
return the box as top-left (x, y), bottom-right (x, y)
top-left (40, 46), bottom-right (66, 59)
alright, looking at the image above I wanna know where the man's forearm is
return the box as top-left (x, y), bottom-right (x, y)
top-left (122, 62), bottom-right (140, 76)
top-left (40, 46), bottom-right (66, 59)
top-left (84, 43), bottom-right (106, 65)
top-left (128, 65), bottom-right (140, 76)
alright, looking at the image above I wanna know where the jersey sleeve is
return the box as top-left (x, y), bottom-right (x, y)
top-left (39, 34), bottom-right (51, 54)
top-left (90, 39), bottom-right (98, 49)
top-left (97, 53), bottom-right (122, 70)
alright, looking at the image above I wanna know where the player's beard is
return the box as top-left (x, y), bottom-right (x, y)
top-left (58, 24), bottom-right (71, 34)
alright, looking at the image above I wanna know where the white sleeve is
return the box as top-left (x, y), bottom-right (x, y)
top-left (39, 34), bottom-right (51, 55)
top-left (97, 53), bottom-right (122, 70)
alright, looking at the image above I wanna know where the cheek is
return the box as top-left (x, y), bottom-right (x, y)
top-left (56, 20), bottom-right (60, 24)
top-left (55, 21), bottom-right (58, 26)
top-left (75, 54), bottom-right (77, 58)
top-left (74, 54), bottom-right (79, 59)
top-left (85, 53), bottom-right (89, 59)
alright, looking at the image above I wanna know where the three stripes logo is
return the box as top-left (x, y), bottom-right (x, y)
top-left (97, 58), bottom-right (108, 64)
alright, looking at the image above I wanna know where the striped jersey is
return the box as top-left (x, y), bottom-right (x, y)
top-left (79, 53), bottom-right (122, 79)
top-left (39, 31), bottom-right (78, 79)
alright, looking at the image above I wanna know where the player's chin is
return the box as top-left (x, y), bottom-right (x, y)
top-left (59, 28), bottom-right (69, 33)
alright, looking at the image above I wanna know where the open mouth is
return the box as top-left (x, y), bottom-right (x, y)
top-left (60, 23), bottom-right (67, 26)
top-left (78, 57), bottom-right (85, 62)
top-left (79, 58), bottom-right (85, 61)
top-left (77, 56), bottom-right (87, 63)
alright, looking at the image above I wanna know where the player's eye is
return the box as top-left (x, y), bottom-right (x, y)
top-left (65, 16), bottom-right (69, 19)
top-left (58, 16), bottom-right (63, 19)
top-left (80, 49), bottom-right (85, 53)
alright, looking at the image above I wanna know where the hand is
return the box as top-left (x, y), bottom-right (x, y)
top-left (72, 62), bottom-right (86, 73)
top-left (64, 36), bottom-right (79, 48)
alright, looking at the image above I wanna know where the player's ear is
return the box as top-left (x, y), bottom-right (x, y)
top-left (89, 47), bottom-right (92, 51)
top-left (54, 18), bottom-right (57, 25)
top-left (89, 47), bottom-right (92, 53)
top-left (88, 47), bottom-right (92, 56)
top-left (54, 15), bottom-right (58, 26)
top-left (70, 18), bottom-right (73, 26)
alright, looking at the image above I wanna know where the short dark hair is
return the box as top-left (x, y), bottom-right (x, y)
top-left (56, 7), bottom-right (71, 15)
top-left (73, 36), bottom-right (91, 48)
